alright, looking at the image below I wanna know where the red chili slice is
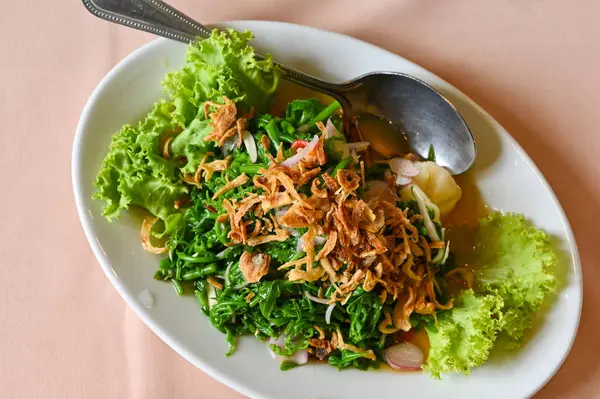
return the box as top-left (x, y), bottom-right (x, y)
top-left (291, 140), bottom-right (309, 152)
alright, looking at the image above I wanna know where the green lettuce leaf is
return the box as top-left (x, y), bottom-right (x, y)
top-left (474, 212), bottom-right (557, 347)
top-left (93, 100), bottom-right (186, 221)
top-left (164, 29), bottom-right (281, 127)
top-left (94, 29), bottom-right (281, 221)
top-left (424, 212), bottom-right (558, 378)
top-left (424, 290), bottom-right (503, 378)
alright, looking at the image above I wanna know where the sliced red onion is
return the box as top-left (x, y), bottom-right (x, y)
top-left (390, 157), bottom-right (419, 177)
top-left (275, 206), bottom-right (290, 220)
top-left (242, 130), bottom-right (258, 163)
top-left (325, 303), bottom-right (335, 324)
top-left (304, 291), bottom-right (330, 305)
top-left (268, 335), bottom-right (308, 365)
top-left (343, 141), bottom-right (370, 152)
top-left (325, 118), bottom-right (342, 138)
top-left (281, 135), bottom-right (319, 166)
top-left (385, 342), bottom-right (424, 371)
top-left (412, 186), bottom-right (441, 242)
top-left (138, 289), bottom-right (154, 309)
top-left (395, 175), bottom-right (412, 186)
top-left (389, 158), bottom-right (419, 186)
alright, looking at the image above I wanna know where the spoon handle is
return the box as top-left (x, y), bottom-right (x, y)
top-left (81, 0), bottom-right (345, 98)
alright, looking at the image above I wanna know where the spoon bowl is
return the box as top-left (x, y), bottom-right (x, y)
top-left (82, 0), bottom-right (476, 174)
top-left (340, 72), bottom-right (476, 174)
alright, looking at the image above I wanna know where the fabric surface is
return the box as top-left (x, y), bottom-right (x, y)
top-left (1, 0), bottom-right (598, 398)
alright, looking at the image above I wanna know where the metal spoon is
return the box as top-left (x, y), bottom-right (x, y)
top-left (82, 0), bottom-right (476, 174)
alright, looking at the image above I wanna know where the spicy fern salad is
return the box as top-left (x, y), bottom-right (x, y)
top-left (93, 30), bottom-right (557, 378)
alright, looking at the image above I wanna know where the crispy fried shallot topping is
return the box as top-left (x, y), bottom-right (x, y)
top-left (140, 217), bottom-right (168, 254)
top-left (239, 251), bottom-right (271, 283)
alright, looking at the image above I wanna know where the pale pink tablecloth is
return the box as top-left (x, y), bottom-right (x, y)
top-left (1, 1), bottom-right (599, 398)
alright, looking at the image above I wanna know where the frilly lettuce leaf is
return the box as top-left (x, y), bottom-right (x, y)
top-left (94, 29), bottom-right (281, 221)
top-left (424, 212), bottom-right (557, 377)
top-left (475, 212), bottom-right (557, 347)
top-left (164, 29), bottom-right (281, 127)
top-left (93, 100), bottom-right (186, 221)
top-left (424, 290), bottom-right (503, 378)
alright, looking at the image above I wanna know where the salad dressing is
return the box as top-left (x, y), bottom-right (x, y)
top-left (355, 114), bottom-right (411, 158)
top-left (444, 173), bottom-right (490, 265)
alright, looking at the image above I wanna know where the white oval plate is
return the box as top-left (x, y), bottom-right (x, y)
top-left (72, 21), bottom-right (582, 399)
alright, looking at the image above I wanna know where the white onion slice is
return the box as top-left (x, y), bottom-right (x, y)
top-left (281, 135), bottom-right (319, 166)
top-left (412, 186), bottom-right (441, 242)
top-left (440, 241), bottom-right (451, 265)
top-left (313, 236), bottom-right (327, 246)
top-left (268, 334), bottom-right (308, 365)
top-left (297, 235), bottom-right (327, 252)
top-left (138, 289), bottom-right (154, 309)
top-left (221, 135), bottom-right (236, 156)
top-left (216, 248), bottom-right (229, 259)
top-left (325, 118), bottom-right (342, 138)
top-left (385, 342), bottom-right (424, 371)
top-left (343, 141), bottom-right (370, 152)
top-left (242, 130), bottom-right (258, 163)
top-left (268, 335), bottom-right (286, 361)
top-left (234, 281), bottom-right (250, 290)
top-left (289, 349), bottom-right (309, 365)
top-left (284, 227), bottom-right (300, 237)
top-left (304, 291), bottom-right (330, 305)
top-left (207, 284), bottom-right (217, 308)
top-left (223, 262), bottom-right (232, 287)
top-left (325, 303), bottom-right (335, 324)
